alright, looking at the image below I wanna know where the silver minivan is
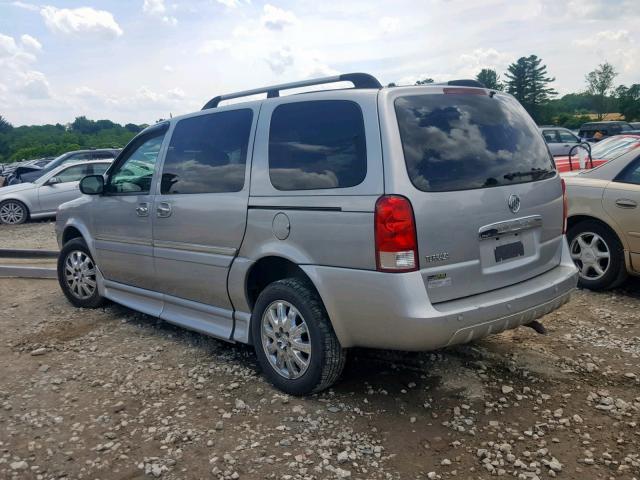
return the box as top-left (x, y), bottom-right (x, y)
top-left (56, 73), bottom-right (578, 395)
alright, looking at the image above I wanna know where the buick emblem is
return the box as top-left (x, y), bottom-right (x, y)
top-left (508, 194), bottom-right (521, 214)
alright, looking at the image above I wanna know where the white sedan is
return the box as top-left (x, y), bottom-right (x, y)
top-left (0, 160), bottom-right (111, 225)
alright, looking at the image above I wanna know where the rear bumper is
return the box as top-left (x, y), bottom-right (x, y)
top-left (301, 239), bottom-right (578, 350)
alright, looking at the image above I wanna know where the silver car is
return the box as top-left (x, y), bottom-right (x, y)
top-left (0, 160), bottom-right (111, 224)
top-left (540, 127), bottom-right (582, 156)
top-left (56, 74), bottom-right (578, 395)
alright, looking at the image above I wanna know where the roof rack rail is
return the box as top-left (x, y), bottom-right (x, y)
top-left (201, 73), bottom-right (382, 110)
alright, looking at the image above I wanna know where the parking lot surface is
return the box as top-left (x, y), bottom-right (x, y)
top-left (0, 228), bottom-right (639, 480)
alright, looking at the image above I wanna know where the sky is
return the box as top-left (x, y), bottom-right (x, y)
top-left (0, 0), bottom-right (638, 126)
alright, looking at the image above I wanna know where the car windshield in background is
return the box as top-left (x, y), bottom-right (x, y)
top-left (590, 136), bottom-right (640, 160)
top-left (395, 92), bottom-right (554, 192)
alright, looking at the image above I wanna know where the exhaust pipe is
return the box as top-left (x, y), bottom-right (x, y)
top-left (524, 320), bottom-right (546, 335)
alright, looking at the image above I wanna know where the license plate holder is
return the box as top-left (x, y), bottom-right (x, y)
top-left (494, 241), bottom-right (524, 263)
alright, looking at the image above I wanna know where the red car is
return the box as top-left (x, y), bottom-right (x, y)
top-left (555, 134), bottom-right (640, 173)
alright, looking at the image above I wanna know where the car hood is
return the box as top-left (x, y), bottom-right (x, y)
top-left (0, 183), bottom-right (34, 195)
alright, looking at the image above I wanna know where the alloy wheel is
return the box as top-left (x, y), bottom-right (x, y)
top-left (570, 232), bottom-right (611, 281)
top-left (0, 201), bottom-right (25, 224)
top-left (64, 250), bottom-right (97, 300)
top-left (261, 300), bottom-right (311, 379)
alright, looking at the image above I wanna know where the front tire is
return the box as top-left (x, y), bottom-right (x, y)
top-left (0, 199), bottom-right (28, 225)
top-left (251, 278), bottom-right (346, 395)
top-left (568, 220), bottom-right (627, 290)
top-left (57, 238), bottom-right (106, 308)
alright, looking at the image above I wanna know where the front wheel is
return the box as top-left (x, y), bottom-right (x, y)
top-left (251, 278), bottom-right (346, 395)
top-left (57, 238), bottom-right (107, 308)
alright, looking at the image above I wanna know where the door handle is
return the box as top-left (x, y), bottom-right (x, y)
top-left (136, 202), bottom-right (150, 217)
top-left (615, 199), bottom-right (637, 209)
top-left (156, 202), bottom-right (172, 218)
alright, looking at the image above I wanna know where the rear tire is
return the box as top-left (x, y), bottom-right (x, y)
top-left (567, 220), bottom-right (627, 290)
top-left (251, 278), bottom-right (346, 395)
top-left (0, 199), bottom-right (28, 225)
top-left (58, 238), bottom-right (107, 308)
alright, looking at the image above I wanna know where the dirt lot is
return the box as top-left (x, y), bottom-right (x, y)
top-left (0, 226), bottom-right (639, 480)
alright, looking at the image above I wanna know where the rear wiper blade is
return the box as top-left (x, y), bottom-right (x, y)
top-left (504, 169), bottom-right (554, 181)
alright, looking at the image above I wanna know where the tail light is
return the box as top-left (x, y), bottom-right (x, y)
top-left (375, 195), bottom-right (418, 272)
top-left (561, 179), bottom-right (568, 234)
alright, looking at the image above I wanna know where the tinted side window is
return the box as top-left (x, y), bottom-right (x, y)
top-left (161, 110), bottom-right (253, 195)
top-left (268, 100), bottom-right (367, 191)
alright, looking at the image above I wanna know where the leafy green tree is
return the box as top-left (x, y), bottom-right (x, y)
top-left (0, 115), bottom-right (12, 134)
top-left (415, 78), bottom-right (434, 85)
top-left (585, 62), bottom-right (618, 120)
top-left (476, 68), bottom-right (502, 90)
top-left (0, 117), bottom-right (144, 163)
top-left (615, 84), bottom-right (640, 121)
top-left (505, 55), bottom-right (557, 122)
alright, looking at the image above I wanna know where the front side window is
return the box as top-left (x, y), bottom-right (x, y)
top-left (161, 109), bottom-right (253, 195)
top-left (558, 131), bottom-right (578, 143)
top-left (106, 131), bottom-right (166, 194)
top-left (543, 130), bottom-right (559, 143)
top-left (89, 163), bottom-right (110, 175)
top-left (268, 100), bottom-right (367, 191)
top-left (92, 151), bottom-right (116, 160)
top-left (55, 164), bottom-right (90, 183)
top-left (395, 93), bottom-right (554, 192)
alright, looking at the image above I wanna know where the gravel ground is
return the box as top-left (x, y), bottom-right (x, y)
top-left (1, 227), bottom-right (639, 480)
top-left (0, 221), bottom-right (58, 250)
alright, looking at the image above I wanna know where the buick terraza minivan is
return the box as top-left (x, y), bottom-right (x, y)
top-left (56, 73), bottom-right (578, 394)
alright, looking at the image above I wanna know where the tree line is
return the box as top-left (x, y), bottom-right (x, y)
top-left (396, 56), bottom-right (640, 128)
top-left (0, 116), bottom-right (146, 164)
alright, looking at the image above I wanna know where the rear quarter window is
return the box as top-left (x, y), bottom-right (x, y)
top-left (395, 93), bottom-right (554, 192)
top-left (268, 100), bottom-right (367, 191)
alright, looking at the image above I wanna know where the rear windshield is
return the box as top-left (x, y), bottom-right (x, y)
top-left (395, 93), bottom-right (554, 192)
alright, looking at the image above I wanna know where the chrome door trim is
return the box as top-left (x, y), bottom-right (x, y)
top-left (152, 240), bottom-right (237, 256)
top-left (479, 215), bottom-right (543, 240)
top-left (95, 234), bottom-right (153, 246)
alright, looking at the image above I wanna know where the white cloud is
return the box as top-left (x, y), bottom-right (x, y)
top-left (142, 0), bottom-right (178, 25)
top-left (18, 71), bottom-right (51, 99)
top-left (455, 48), bottom-right (511, 78)
top-left (265, 47), bottom-right (294, 74)
top-left (11, 1), bottom-right (39, 12)
top-left (261, 4), bottom-right (297, 30)
top-left (20, 34), bottom-right (42, 51)
top-left (163, 65), bottom-right (174, 72)
top-left (0, 33), bottom-right (51, 100)
top-left (0, 34), bottom-right (19, 57)
top-left (40, 6), bottom-right (123, 39)
top-left (574, 30), bottom-right (631, 47)
top-left (379, 16), bottom-right (400, 33)
top-left (143, 0), bottom-right (165, 15)
top-left (216, 0), bottom-right (241, 7)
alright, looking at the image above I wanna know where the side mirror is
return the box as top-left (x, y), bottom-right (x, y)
top-left (47, 176), bottom-right (60, 185)
top-left (80, 175), bottom-right (104, 195)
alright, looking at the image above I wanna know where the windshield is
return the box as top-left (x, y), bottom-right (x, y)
top-left (590, 136), bottom-right (640, 160)
top-left (395, 92), bottom-right (554, 192)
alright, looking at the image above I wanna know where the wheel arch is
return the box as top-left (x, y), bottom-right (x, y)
top-left (245, 255), bottom-right (320, 311)
top-left (567, 214), bottom-right (628, 250)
